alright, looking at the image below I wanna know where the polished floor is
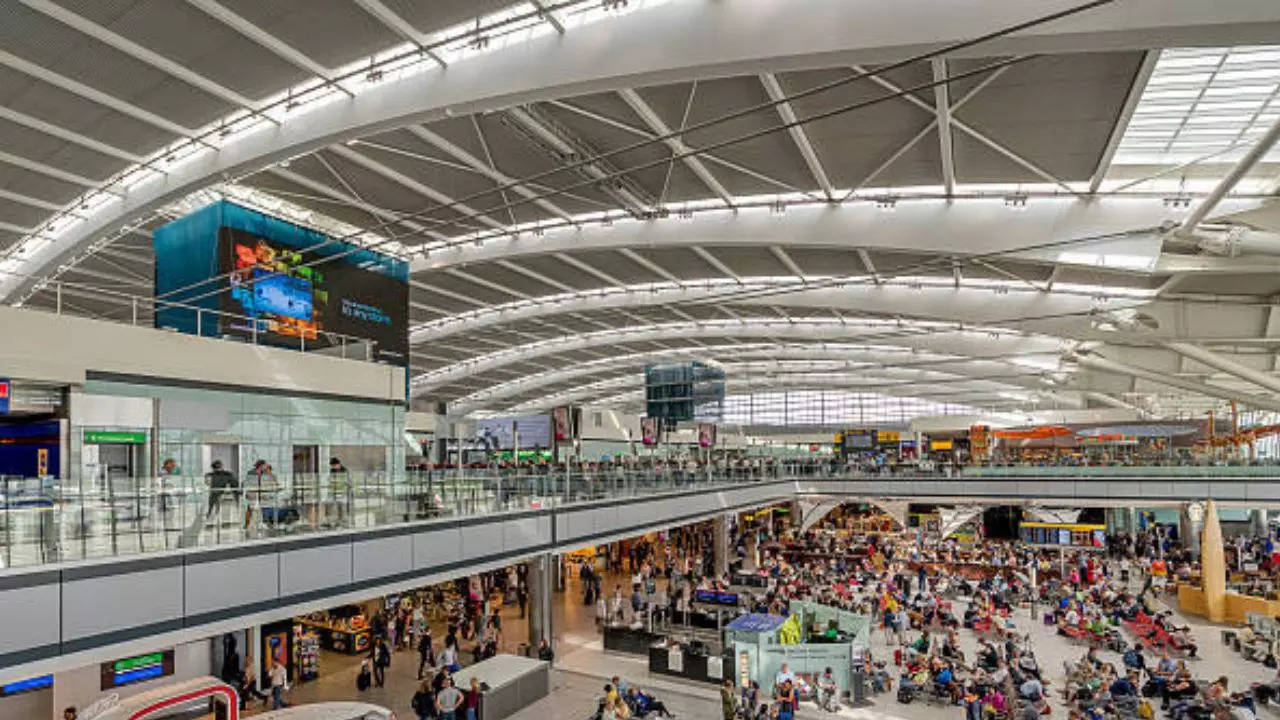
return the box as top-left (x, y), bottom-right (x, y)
top-left (233, 566), bottom-right (1276, 720)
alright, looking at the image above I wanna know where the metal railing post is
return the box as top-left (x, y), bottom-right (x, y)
top-left (196, 308), bottom-right (202, 336)
top-left (131, 297), bottom-right (138, 325)
top-left (55, 282), bottom-right (62, 314)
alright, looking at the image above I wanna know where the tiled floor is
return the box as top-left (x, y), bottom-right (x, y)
top-left (230, 568), bottom-right (1277, 720)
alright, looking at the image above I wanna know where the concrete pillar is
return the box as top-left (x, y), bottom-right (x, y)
top-left (1127, 507), bottom-right (1137, 533)
top-left (1251, 509), bottom-right (1268, 537)
top-left (713, 514), bottom-right (730, 579)
top-left (1180, 503), bottom-right (1202, 559)
top-left (1202, 499), bottom-right (1227, 623)
top-left (743, 531), bottom-right (759, 572)
top-left (527, 554), bottom-right (553, 656)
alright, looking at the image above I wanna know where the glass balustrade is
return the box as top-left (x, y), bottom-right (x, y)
top-left (2, 462), bottom-right (1279, 569)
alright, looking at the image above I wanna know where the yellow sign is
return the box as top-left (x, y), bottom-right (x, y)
top-left (930, 440), bottom-right (953, 450)
top-left (877, 431), bottom-right (900, 443)
top-left (37, 448), bottom-right (48, 476)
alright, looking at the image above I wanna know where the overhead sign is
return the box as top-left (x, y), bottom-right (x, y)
top-left (84, 431), bottom-right (147, 444)
top-left (0, 378), bottom-right (9, 414)
top-left (100, 650), bottom-right (174, 690)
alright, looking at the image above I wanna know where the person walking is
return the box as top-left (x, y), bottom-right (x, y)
top-left (372, 637), bottom-right (391, 687)
top-left (239, 652), bottom-right (269, 708)
top-left (436, 677), bottom-right (464, 720)
top-left (268, 659), bottom-right (289, 709)
top-left (517, 582), bottom-right (528, 618)
top-left (411, 679), bottom-right (434, 720)
top-left (418, 630), bottom-right (435, 680)
top-left (720, 679), bottom-right (737, 720)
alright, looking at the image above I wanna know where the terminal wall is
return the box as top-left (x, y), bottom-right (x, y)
top-left (0, 306), bottom-right (404, 403)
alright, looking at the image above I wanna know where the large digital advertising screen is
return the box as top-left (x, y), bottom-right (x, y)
top-left (475, 415), bottom-right (553, 450)
top-left (154, 200), bottom-right (409, 371)
top-left (217, 226), bottom-right (408, 364)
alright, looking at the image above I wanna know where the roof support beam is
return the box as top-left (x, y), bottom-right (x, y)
top-left (1089, 50), bottom-right (1157, 193)
top-left (848, 60), bottom-right (1016, 194)
top-left (692, 246), bottom-right (741, 282)
top-left (350, 0), bottom-right (448, 67)
top-left (0, 106), bottom-right (145, 164)
top-left (1178, 115), bottom-right (1280, 233)
top-left (855, 64), bottom-right (1076, 194)
top-left (856, 248), bottom-right (881, 285)
top-left (0, 187), bottom-right (70, 213)
top-left (770, 246), bottom-right (807, 281)
top-left (406, 126), bottom-right (574, 222)
top-left (12, 0), bottom-right (1279, 301)
top-left (0, 149), bottom-right (109, 190)
top-left (267, 167), bottom-right (436, 240)
top-left (1072, 352), bottom-right (1280, 412)
top-left (618, 248), bottom-right (681, 284)
top-left (411, 279), bottom-right (485, 307)
top-left (930, 59), bottom-right (957, 196)
top-left (1162, 341), bottom-right (1280, 396)
top-left (617, 88), bottom-right (735, 208)
top-left (554, 252), bottom-right (624, 287)
top-left (20, 0), bottom-right (262, 113)
top-left (445, 268), bottom-right (529, 299)
top-left (549, 99), bottom-right (815, 198)
top-left (494, 260), bottom-right (575, 293)
top-left (759, 73), bottom-right (834, 200)
top-left (0, 49), bottom-right (194, 138)
top-left (328, 145), bottom-right (506, 232)
top-left (528, 0), bottom-right (566, 34)
top-left (185, 0), bottom-right (349, 93)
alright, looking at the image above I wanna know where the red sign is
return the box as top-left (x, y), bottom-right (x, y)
top-left (0, 381), bottom-right (9, 398)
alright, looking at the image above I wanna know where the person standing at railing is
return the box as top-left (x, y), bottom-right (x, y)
top-left (157, 457), bottom-right (179, 516)
top-left (204, 460), bottom-right (237, 522)
top-left (327, 456), bottom-right (348, 528)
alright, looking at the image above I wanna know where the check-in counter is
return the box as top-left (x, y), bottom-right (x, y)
top-left (648, 641), bottom-right (731, 685)
top-left (603, 625), bottom-right (664, 655)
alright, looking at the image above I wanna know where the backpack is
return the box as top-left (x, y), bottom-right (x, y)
top-left (357, 668), bottom-right (371, 692)
top-left (1138, 700), bottom-right (1155, 720)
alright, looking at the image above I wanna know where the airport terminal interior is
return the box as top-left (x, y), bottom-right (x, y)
top-left (5, 1), bottom-right (1280, 719)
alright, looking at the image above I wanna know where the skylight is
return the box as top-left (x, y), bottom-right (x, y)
top-left (1113, 46), bottom-right (1280, 165)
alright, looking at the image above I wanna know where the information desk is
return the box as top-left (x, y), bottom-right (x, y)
top-left (603, 626), bottom-right (664, 655)
top-left (648, 642), bottom-right (731, 685)
top-left (452, 654), bottom-right (550, 720)
top-left (295, 619), bottom-right (369, 655)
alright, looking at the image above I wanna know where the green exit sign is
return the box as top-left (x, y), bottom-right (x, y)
top-left (113, 652), bottom-right (164, 672)
top-left (83, 431), bottom-right (146, 444)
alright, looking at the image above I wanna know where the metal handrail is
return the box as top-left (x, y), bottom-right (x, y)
top-left (5, 269), bottom-right (384, 361)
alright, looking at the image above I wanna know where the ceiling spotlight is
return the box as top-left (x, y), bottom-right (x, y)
top-left (769, 200), bottom-right (786, 216)
top-left (874, 196), bottom-right (897, 211)
top-left (677, 208), bottom-right (694, 221)
top-left (365, 68), bottom-right (384, 82)
top-left (470, 35), bottom-right (490, 51)
top-left (602, 0), bottom-right (629, 9)
top-left (1163, 195), bottom-right (1192, 209)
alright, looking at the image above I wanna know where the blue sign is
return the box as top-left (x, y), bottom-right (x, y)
top-left (0, 378), bottom-right (9, 414)
top-left (2, 674), bottom-right (51, 696)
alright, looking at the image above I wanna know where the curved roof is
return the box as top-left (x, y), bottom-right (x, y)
top-left (1, 0), bottom-right (1280, 421)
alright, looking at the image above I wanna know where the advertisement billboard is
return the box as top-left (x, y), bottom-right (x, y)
top-left (552, 406), bottom-right (571, 442)
top-left (641, 417), bottom-right (660, 446)
top-left (698, 423), bottom-right (717, 448)
top-left (154, 201), bottom-right (409, 368)
top-left (476, 415), bottom-right (553, 450)
top-left (218, 227), bottom-right (408, 364)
